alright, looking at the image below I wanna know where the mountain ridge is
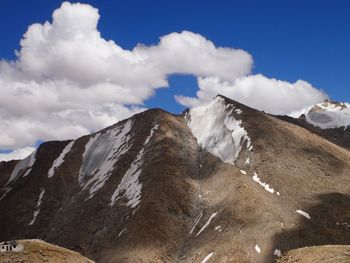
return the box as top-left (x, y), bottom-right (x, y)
top-left (1, 95), bottom-right (350, 262)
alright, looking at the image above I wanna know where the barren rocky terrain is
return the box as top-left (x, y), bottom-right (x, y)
top-left (0, 95), bottom-right (349, 262)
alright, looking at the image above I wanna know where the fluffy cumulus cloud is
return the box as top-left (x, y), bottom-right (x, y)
top-left (0, 2), bottom-right (327, 161)
top-left (0, 2), bottom-right (251, 156)
top-left (175, 75), bottom-right (328, 115)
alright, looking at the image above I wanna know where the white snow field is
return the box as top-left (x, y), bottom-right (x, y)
top-left (48, 141), bottom-right (74, 178)
top-left (110, 123), bottom-right (159, 208)
top-left (29, 188), bottom-right (45, 225)
top-left (79, 120), bottom-right (134, 199)
top-left (186, 96), bottom-right (251, 164)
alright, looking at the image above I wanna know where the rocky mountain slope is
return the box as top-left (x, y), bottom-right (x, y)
top-left (0, 95), bottom-right (349, 262)
top-left (0, 239), bottom-right (94, 263)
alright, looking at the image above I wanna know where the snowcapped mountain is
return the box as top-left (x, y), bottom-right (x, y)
top-left (291, 99), bottom-right (350, 129)
top-left (1, 95), bottom-right (350, 263)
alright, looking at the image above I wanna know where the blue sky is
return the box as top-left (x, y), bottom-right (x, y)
top-left (0, 0), bottom-right (349, 114)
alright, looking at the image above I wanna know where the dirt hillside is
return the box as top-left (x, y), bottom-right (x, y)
top-left (0, 239), bottom-right (94, 263)
top-left (277, 245), bottom-right (350, 263)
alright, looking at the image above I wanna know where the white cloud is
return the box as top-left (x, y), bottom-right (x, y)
top-left (176, 74), bottom-right (328, 115)
top-left (0, 2), bottom-right (330, 161)
top-left (0, 147), bottom-right (35, 162)
top-left (0, 1), bottom-right (252, 156)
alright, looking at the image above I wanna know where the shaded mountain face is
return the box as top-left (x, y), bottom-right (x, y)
top-left (1, 95), bottom-right (350, 263)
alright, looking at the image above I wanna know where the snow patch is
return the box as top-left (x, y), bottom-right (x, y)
top-left (252, 172), bottom-right (275, 194)
top-left (110, 123), bottom-right (159, 209)
top-left (245, 158), bottom-right (250, 164)
top-left (214, 225), bottom-right (222, 232)
top-left (296, 209), bottom-right (311, 219)
top-left (48, 141), bottom-right (74, 178)
top-left (0, 187), bottom-right (11, 201)
top-left (274, 249), bottom-right (282, 257)
top-left (255, 244), bottom-right (261, 254)
top-left (201, 252), bottom-right (214, 263)
top-left (79, 120), bottom-right (134, 199)
top-left (29, 188), bottom-right (45, 225)
top-left (118, 227), bottom-right (127, 237)
top-left (196, 212), bottom-right (217, 236)
top-left (234, 108), bottom-right (242, 114)
top-left (240, 169), bottom-right (247, 175)
top-left (190, 211), bottom-right (203, 235)
top-left (144, 123), bottom-right (159, 145)
top-left (186, 96), bottom-right (251, 165)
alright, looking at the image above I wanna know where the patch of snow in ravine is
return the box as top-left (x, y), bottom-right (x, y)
top-left (252, 172), bottom-right (275, 194)
top-left (189, 211), bottom-right (203, 235)
top-left (29, 188), bottom-right (45, 225)
top-left (186, 96), bottom-right (251, 165)
top-left (6, 150), bottom-right (37, 187)
top-left (245, 157), bottom-right (250, 164)
top-left (240, 169), bottom-right (247, 175)
top-left (255, 244), bottom-right (261, 254)
top-left (0, 187), bottom-right (11, 201)
top-left (274, 249), bottom-right (282, 257)
top-left (118, 227), bottom-right (127, 237)
top-left (79, 120), bottom-right (134, 199)
top-left (196, 212), bottom-right (217, 236)
top-left (110, 123), bottom-right (159, 209)
top-left (296, 209), bottom-right (311, 219)
top-left (48, 141), bottom-right (74, 178)
top-left (201, 252), bottom-right (214, 263)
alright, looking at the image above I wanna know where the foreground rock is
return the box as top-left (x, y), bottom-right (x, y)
top-left (0, 239), bottom-right (94, 263)
top-left (277, 245), bottom-right (350, 263)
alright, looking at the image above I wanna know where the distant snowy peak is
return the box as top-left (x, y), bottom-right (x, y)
top-left (186, 96), bottom-right (251, 165)
top-left (295, 100), bottom-right (350, 129)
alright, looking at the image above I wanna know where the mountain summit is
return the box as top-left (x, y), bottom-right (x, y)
top-left (1, 95), bottom-right (350, 263)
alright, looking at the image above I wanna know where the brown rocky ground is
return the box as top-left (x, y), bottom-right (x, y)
top-left (0, 239), bottom-right (94, 263)
top-left (277, 245), bottom-right (350, 263)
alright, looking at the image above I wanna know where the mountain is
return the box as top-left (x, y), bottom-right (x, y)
top-left (1, 95), bottom-right (350, 263)
top-left (279, 100), bottom-right (350, 150)
top-left (300, 99), bottom-right (350, 129)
